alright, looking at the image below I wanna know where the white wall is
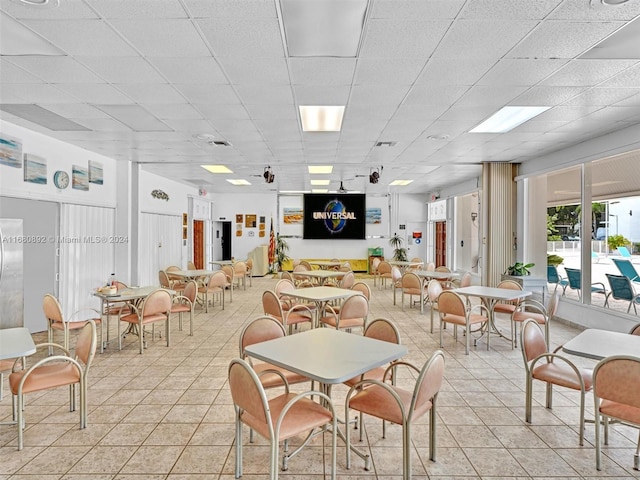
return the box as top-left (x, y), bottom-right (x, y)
top-left (139, 169), bottom-right (197, 216)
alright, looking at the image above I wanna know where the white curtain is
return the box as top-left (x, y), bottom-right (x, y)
top-left (59, 204), bottom-right (115, 316)
top-left (138, 212), bottom-right (182, 286)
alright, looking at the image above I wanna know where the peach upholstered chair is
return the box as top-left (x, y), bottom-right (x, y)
top-left (44, 293), bottom-right (102, 354)
top-left (371, 257), bottom-right (381, 286)
top-left (426, 279), bottom-right (443, 334)
top-left (118, 289), bottom-right (172, 354)
top-left (228, 358), bottom-right (337, 479)
top-left (510, 290), bottom-right (560, 349)
top-left (10, 319), bottom-right (97, 450)
top-left (345, 350), bottom-right (445, 479)
top-left (318, 293), bottom-right (369, 333)
top-left (390, 266), bottom-right (403, 305)
top-left (198, 270), bottom-right (226, 312)
top-left (520, 319), bottom-right (592, 446)
top-left (493, 279), bottom-right (522, 316)
top-left (245, 258), bottom-right (253, 286)
top-left (170, 279), bottom-right (197, 336)
top-left (222, 265), bottom-right (235, 301)
top-left (629, 322), bottom-right (640, 335)
top-left (234, 261), bottom-right (249, 290)
top-left (400, 272), bottom-right (426, 313)
top-left (377, 261), bottom-right (392, 289)
top-left (593, 355), bottom-right (640, 471)
top-left (262, 290), bottom-right (313, 334)
top-left (438, 290), bottom-right (490, 354)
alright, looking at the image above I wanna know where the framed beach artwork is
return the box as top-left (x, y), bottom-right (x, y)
top-left (283, 207), bottom-right (303, 224)
top-left (88, 160), bottom-right (103, 185)
top-left (0, 134), bottom-right (23, 168)
top-left (72, 165), bottom-right (89, 191)
top-left (366, 207), bottom-right (382, 224)
top-left (23, 154), bottom-right (47, 184)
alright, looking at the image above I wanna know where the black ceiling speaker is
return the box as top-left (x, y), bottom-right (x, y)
top-left (369, 166), bottom-right (382, 184)
top-left (263, 166), bottom-right (275, 184)
top-left (338, 181), bottom-right (347, 193)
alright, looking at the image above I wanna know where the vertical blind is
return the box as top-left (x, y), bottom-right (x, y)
top-left (138, 212), bottom-right (182, 286)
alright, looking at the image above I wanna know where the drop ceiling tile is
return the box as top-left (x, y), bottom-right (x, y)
top-left (433, 20), bottom-right (536, 60)
top-left (79, 117), bottom-right (131, 131)
top-left (174, 84), bottom-right (240, 104)
top-left (197, 18), bottom-right (284, 57)
top-left (243, 103), bottom-right (296, 120)
top-left (182, 0), bottom-right (277, 18)
top-left (86, 0), bottom-right (188, 19)
top-left (508, 21), bottom-right (624, 59)
top-left (613, 92), bottom-right (640, 107)
top-left (534, 105), bottom-right (603, 123)
top-left (8, 56), bottom-right (104, 83)
top-left (38, 103), bottom-right (112, 119)
top-left (539, 59), bottom-right (636, 87)
top-left (360, 19), bottom-right (451, 59)
top-left (161, 118), bottom-right (215, 132)
top-left (564, 87), bottom-right (640, 106)
top-left (144, 103), bottom-right (203, 120)
top-left (404, 85), bottom-right (469, 106)
top-left (455, 85), bottom-right (528, 107)
top-left (110, 19), bottom-right (211, 57)
top-left (0, 59), bottom-right (42, 83)
top-left (115, 84), bottom-right (185, 104)
top-left (511, 86), bottom-right (587, 106)
top-left (289, 58), bottom-right (356, 85)
top-left (354, 58), bottom-right (426, 85)
top-left (220, 57), bottom-right (289, 85)
top-left (598, 62), bottom-right (640, 88)
top-left (235, 85), bottom-right (294, 105)
top-left (0, 0), bottom-right (98, 19)
top-left (459, 0), bottom-right (561, 19)
top-left (1, 83), bottom-right (79, 103)
top-left (346, 104), bottom-right (399, 120)
top-left (23, 20), bottom-right (138, 56)
top-left (370, 0), bottom-right (464, 19)
top-left (350, 85), bottom-right (411, 106)
top-left (549, 0), bottom-right (640, 21)
top-left (77, 56), bottom-right (167, 84)
top-left (415, 57), bottom-right (495, 86)
top-left (54, 83), bottom-right (135, 104)
top-left (149, 57), bottom-right (228, 84)
top-left (478, 59), bottom-right (567, 86)
top-left (293, 85), bottom-right (349, 105)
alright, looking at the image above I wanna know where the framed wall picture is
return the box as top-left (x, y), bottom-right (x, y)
top-left (182, 226), bottom-right (188, 240)
top-left (23, 154), bottom-right (47, 184)
top-left (88, 160), bottom-right (103, 185)
top-left (236, 214), bottom-right (243, 223)
top-left (0, 133), bottom-right (22, 168)
top-left (182, 213), bottom-right (188, 226)
top-left (245, 214), bottom-right (257, 228)
top-left (72, 165), bottom-right (89, 191)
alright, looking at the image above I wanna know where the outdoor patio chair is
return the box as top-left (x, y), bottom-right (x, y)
top-left (612, 258), bottom-right (640, 284)
top-left (564, 267), bottom-right (607, 304)
top-left (547, 265), bottom-right (568, 296)
top-left (605, 273), bottom-right (640, 314)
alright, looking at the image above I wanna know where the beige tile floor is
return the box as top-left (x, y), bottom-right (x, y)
top-left (1, 276), bottom-right (639, 479)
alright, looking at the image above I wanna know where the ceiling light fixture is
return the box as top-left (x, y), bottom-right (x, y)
top-left (427, 134), bottom-right (450, 140)
top-left (310, 179), bottom-right (330, 185)
top-left (13, 0), bottom-right (60, 6)
top-left (201, 165), bottom-right (233, 174)
top-left (263, 166), bottom-right (275, 184)
top-left (308, 165), bottom-right (333, 174)
top-left (389, 180), bottom-right (414, 186)
top-left (469, 106), bottom-right (551, 133)
top-left (226, 179), bottom-right (251, 186)
top-left (299, 106), bottom-right (345, 132)
top-left (193, 133), bottom-right (216, 141)
top-left (369, 166), bottom-right (382, 184)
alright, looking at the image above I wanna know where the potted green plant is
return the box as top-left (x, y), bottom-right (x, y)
top-left (504, 262), bottom-right (535, 276)
top-left (274, 234), bottom-right (290, 272)
top-left (547, 254), bottom-right (564, 266)
top-left (389, 233), bottom-right (408, 262)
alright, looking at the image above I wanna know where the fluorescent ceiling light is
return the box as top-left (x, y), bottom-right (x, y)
top-left (201, 165), bottom-right (233, 174)
top-left (310, 179), bottom-right (330, 185)
top-left (389, 180), bottom-right (414, 186)
top-left (308, 165), bottom-right (333, 174)
top-left (312, 189), bottom-right (329, 193)
top-left (279, 0), bottom-right (368, 57)
top-left (226, 179), bottom-right (251, 186)
top-left (299, 106), bottom-right (345, 132)
top-left (470, 106), bottom-right (551, 133)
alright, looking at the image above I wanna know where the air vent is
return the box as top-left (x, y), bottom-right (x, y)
top-left (208, 140), bottom-right (232, 147)
top-left (375, 141), bottom-right (396, 147)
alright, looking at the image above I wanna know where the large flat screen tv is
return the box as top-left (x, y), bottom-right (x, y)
top-left (303, 193), bottom-right (366, 240)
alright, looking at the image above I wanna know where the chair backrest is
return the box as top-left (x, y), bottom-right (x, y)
top-left (593, 355), bottom-right (640, 410)
top-left (262, 290), bottom-right (284, 318)
top-left (115, 281), bottom-right (128, 290)
top-left (75, 319), bottom-right (97, 371)
top-left (43, 293), bottom-right (64, 324)
top-left (158, 270), bottom-right (171, 288)
top-left (401, 272), bottom-right (422, 290)
top-left (339, 264), bottom-right (351, 272)
top-left (229, 358), bottom-right (269, 426)
top-left (339, 294), bottom-right (369, 320)
top-left (546, 290), bottom-right (561, 318)
top-left (293, 265), bottom-right (308, 273)
top-left (435, 266), bottom-right (450, 273)
top-left (497, 279), bottom-right (522, 291)
top-left (166, 265), bottom-right (182, 280)
top-left (425, 262), bottom-right (435, 271)
top-left (246, 258), bottom-right (253, 270)
top-left (239, 316), bottom-right (286, 358)
top-left (292, 259), bottom-right (301, 268)
top-left (459, 272), bottom-right (472, 288)
top-left (142, 289), bottom-right (173, 316)
top-left (547, 265), bottom-right (560, 283)
top-left (222, 265), bottom-right (234, 282)
top-left (187, 260), bottom-right (197, 270)
top-left (351, 282), bottom-right (371, 300)
top-left (520, 319), bottom-right (548, 364)
top-left (234, 261), bottom-right (247, 275)
top-left (208, 270), bottom-right (227, 288)
top-left (617, 246), bottom-right (632, 258)
top-left (281, 271), bottom-right (294, 282)
top-left (300, 260), bottom-right (312, 270)
top-left (427, 279), bottom-right (443, 302)
top-left (364, 318), bottom-right (401, 345)
top-left (629, 323), bottom-right (640, 335)
top-left (410, 257), bottom-right (423, 263)
top-left (377, 261), bottom-right (391, 275)
top-left (391, 266), bottom-right (402, 285)
top-left (371, 257), bottom-right (381, 273)
top-left (340, 271), bottom-right (355, 289)
top-left (182, 280), bottom-right (198, 303)
top-left (606, 273), bottom-right (635, 301)
top-left (564, 267), bottom-right (581, 289)
top-left (412, 350), bottom-right (445, 420)
top-left (437, 290), bottom-right (466, 316)
top-left (612, 258), bottom-right (640, 282)
top-left (275, 278), bottom-right (296, 297)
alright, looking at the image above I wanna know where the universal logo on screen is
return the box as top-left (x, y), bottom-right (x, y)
top-left (313, 200), bottom-right (357, 234)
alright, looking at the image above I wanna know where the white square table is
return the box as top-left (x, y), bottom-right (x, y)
top-left (562, 329), bottom-right (640, 360)
top-left (291, 270), bottom-right (344, 286)
top-left (280, 286), bottom-right (358, 323)
top-left (170, 269), bottom-right (214, 280)
top-left (309, 261), bottom-right (342, 270)
top-left (388, 260), bottom-right (423, 273)
top-left (0, 327), bottom-right (36, 361)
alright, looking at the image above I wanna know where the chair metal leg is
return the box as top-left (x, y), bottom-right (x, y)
top-left (402, 422), bottom-right (411, 480)
top-left (579, 388), bottom-right (585, 446)
top-left (235, 413), bottom-right (243, 478)
top-left (525, 372), bottom-right (533, 423)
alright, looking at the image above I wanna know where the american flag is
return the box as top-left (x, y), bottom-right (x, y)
top-left (268, 217), bottom-right (275, 269)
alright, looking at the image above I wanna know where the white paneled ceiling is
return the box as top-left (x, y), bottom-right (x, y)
top-left (1, 0), bottom-right (640, 194)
